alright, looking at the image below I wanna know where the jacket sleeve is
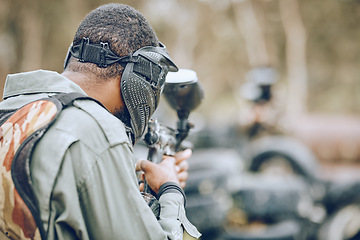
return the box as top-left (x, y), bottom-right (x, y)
top-left (51, 141), bottom-right (200, 240)
top-left (158, 193), bottom-right (202, 240)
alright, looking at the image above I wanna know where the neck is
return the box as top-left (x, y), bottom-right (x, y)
top-left (61, 71), bottom-right (124, 114)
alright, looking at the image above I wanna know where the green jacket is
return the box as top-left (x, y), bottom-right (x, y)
top-left (0, 70), bottom-right (201, 240)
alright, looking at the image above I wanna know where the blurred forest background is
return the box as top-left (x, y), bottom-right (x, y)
top-left (0, 0), bottom-right (360, 162)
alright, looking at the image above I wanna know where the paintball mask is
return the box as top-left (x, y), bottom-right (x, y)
top-left (64, 37), bottom-right (178, 144)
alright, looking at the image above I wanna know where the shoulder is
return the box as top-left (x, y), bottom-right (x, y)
top-left (52, 98), bottom-right (131, 152)
top-left (31, 97), bottom-right (135, 201)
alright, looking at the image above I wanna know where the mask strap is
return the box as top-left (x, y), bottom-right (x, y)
top-left (63, 37), bottom-right (138, 69)
top-left (64, 38), bottom-right (178, 72)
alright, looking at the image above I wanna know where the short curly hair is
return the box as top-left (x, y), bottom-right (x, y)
top-left (65, 3), bottom-right (159, 79)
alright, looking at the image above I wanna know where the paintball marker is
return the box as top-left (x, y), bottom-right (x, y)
top-left (141, 69), bottom-right (204, 216)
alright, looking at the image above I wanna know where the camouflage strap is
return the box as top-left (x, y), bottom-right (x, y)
top-left (0, 93), bottom-right (101, 240)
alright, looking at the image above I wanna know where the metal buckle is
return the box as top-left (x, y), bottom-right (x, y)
top-left (99, 42), bottom-right (110, 67)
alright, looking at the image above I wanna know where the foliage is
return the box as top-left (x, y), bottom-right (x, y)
top-left (0, 0), bottom-right (359, 127)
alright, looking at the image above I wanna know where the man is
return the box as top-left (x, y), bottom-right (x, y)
top-left (0, 3), bottom-right (200, 240)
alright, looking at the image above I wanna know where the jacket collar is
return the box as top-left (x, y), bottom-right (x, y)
top-left (3, 70), bottom-right (85, 99)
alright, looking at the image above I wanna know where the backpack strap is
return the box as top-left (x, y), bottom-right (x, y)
top-left (0, 92), bottom-right (102, 240)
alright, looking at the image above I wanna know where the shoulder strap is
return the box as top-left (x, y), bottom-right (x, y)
top-left (51, 92), bottom-right (105, 108)
top-left (0, 92), bottom-right (101, 240)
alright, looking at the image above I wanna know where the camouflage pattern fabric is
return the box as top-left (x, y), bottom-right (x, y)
top-left (0, 100), bottom-right (57, 239)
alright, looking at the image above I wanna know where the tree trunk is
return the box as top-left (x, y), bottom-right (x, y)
top-left (232, 0), bottom-right (270, 67)
top-left (279, 0), bottom-right (308, 121)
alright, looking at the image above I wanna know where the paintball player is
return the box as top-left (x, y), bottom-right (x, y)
top-left (0, 3), bottom-right (201, 240)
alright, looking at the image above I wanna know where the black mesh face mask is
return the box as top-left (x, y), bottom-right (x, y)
top-left (64, 38), bottom-right (178, 144)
